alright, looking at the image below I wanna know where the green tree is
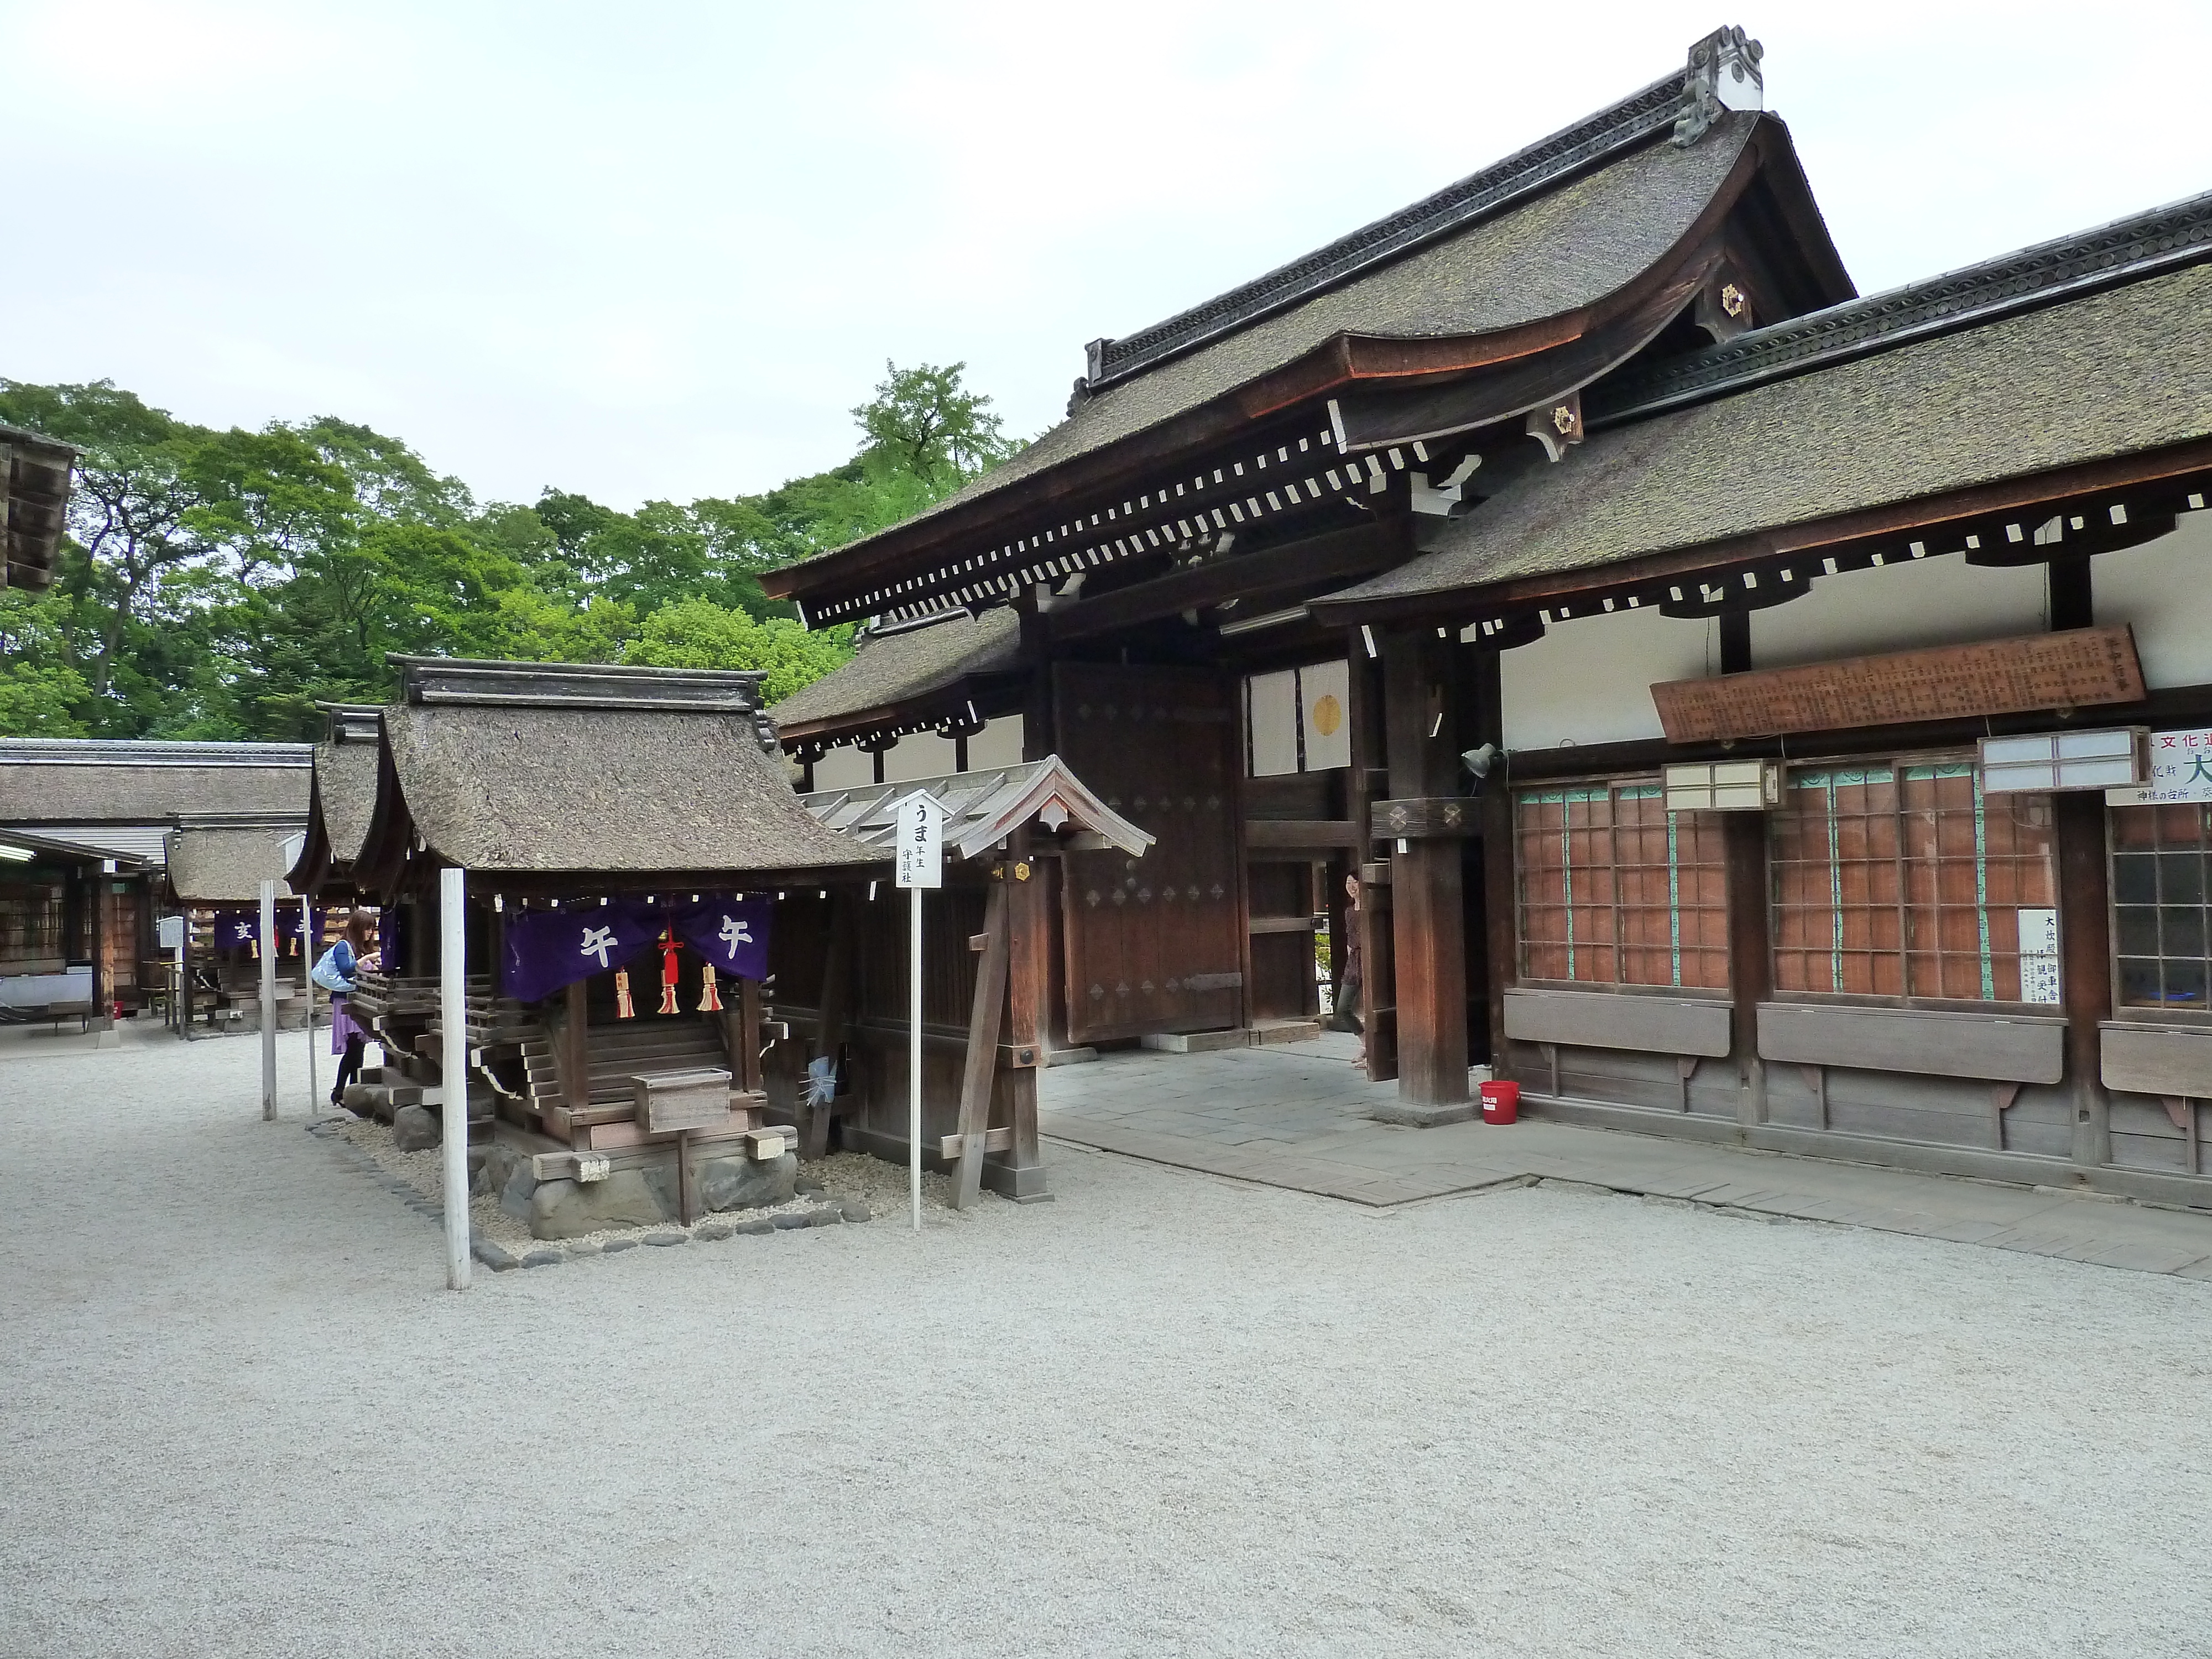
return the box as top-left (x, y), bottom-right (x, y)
top-left (852, 361), bottom-right (1019, 488)
top-left (624, 598), bottom-right (853, 703)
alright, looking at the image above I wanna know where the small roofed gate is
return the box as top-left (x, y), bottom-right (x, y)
top-left (1053, 664), bottom-right (1243, 1043)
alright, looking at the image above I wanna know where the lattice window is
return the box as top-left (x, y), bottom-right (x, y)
top-left (0, 877), bottom-right (67, 973)
top-left (2111, 804), bottom-right (2211, 1011)
top-left (1514, 782), bottom-right (1729, 990)
top-left (1772, 761), bottom-right (2058, 1003)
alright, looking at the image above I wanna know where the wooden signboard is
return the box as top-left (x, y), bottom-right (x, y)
top-left (1650, 627), bottom-right (2144, 744)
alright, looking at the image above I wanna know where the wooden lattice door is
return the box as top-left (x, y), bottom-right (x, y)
top-left (1055, 664), bottom-right (1244, 1044)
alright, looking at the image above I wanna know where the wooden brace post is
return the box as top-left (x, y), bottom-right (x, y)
top-left (952, 881), bottom-right (1011, 1210)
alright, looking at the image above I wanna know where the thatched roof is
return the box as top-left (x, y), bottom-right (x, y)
top-left (0, 739), bottom-right (311, 825)
top-left (165, 825), bottom-right (300, 905)
top-left (1318, 255), bottom-right (2212, 615)
top-left (371, 661), bottom-right (880, 880)
top-left (801, 755), bottom-right (1154, 862)
top-left (770, 607), bottom-right (1022, 734)
top-left (315, 737), bottom-right (379, 869)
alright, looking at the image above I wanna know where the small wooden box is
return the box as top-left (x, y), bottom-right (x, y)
top-left (630, 1067), bottom-right (733, 1134)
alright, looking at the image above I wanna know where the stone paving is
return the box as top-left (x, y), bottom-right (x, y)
top-left (1039, 1031), bottom-right (2212, 1279)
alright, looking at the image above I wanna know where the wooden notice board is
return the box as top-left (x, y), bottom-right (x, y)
top-left (1650, 626), bottom-right (2145, 744)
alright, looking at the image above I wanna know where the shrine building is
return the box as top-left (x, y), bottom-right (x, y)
top-left (760, 27), bottom-right (2212, 1202)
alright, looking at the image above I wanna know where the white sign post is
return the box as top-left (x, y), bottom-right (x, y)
top-left (894, 792), bottom-right (943, 1234)
top-left (259, 880), bottom-right (278, 1121)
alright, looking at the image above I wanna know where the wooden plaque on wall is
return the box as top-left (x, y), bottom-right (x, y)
top-left (1650, 626), bottom-right (2145, 744)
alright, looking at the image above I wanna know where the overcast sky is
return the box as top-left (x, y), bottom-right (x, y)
top-left (6, 2), bottom-right (2208, 511)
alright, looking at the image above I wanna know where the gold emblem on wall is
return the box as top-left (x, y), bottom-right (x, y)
top-left (1310, 692), bottom-right (1343, 738)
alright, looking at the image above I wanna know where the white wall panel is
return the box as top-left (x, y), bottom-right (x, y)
top-left (2094, 509), bottom-right (2212, 691)
top-left (883, 731), bottom-right (958, 782)
top-left (1753, 551), bottom-right (2046, 669)
top-left (1248, 669), bottom-right (1300, 776)
top-left (967, 714), bottom-right (1026, 770)
top-left (811, 744), bottom-right (873, 790)
top-left (1299, 660), bottom-right (1352, 770)
top-left (1500, 608), bottom-right (1713, 753)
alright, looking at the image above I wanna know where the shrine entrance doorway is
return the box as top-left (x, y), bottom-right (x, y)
top-left (1052, 664), bottom-right (1244, 1046)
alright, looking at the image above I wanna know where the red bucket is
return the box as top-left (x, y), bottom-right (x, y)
top-left (1479, 1080), bottom-right (1520, 1125)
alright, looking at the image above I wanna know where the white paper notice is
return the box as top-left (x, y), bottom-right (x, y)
top-left (2107, 728), bottom-right (2212, 806)
top-left (2017, 907), bottom-right (2060, 1005)
top-left (895, 792), bottom-right (943, 889)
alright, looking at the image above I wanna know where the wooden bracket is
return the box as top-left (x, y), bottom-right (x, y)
top-left (1674, 1055), bottom-right (1701, 1113)
top-left (1990, 1081), bottom-right (2025, 1152)
top-left (1799, 1064), bottom-right (1827, 1130)
top-left (952, 883), bottom-right (1011, 1211)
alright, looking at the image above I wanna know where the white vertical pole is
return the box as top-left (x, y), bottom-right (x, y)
top-left (910, 884), bottom-right (922, 1233)
top-left (304, 899), bottom-right (319, 1118)
top-left (258, 880), bottom-right (278, 1120)
top-left (440, 866), bottom-right (472, 1290)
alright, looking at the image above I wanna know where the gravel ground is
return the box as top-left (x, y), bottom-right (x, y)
top-left (5, 1029), bottom-right (2212, 1658)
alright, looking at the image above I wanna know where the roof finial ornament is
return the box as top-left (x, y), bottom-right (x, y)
top-left (1674, 25), bottom-right (1765, 147)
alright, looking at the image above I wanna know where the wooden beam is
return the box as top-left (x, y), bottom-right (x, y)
top-left (1047, 521), bottom-right (1404, 644)
top-left (1313, 439), bottom-right (2212, 629)
top-left (952, 881), bottom-right (1011, 1210)
top-left (563, 979), bottom-right (590, 1114)
top-left (2055, 792), bottom-right (2113, 1166)
top-left (1245, 818), bottom-right (1362, 851)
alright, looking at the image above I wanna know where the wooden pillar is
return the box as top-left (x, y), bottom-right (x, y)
top-left (1718, 617), bottom-right (1768, 1123)
top-left (1724, 813), bottom-right (1773, 1125)
top-left (734, 974), bottom-right (764, 1093)
top-left (2056, 788), bottom-right (2114, 1168)
top-left (1380, 628), bottom-right (1468, 1107)
top-left (563, 978), bottom-right (590, 1112)
top-left (995, 829), bottom-right (1050, 1198)
top-left (952, 879), bottom-right (1011, 1209)
top-left (88, 865), bottom-right (113, 1037)
top-left (1471, 648), bottom-right (1512, 1075)
top-left (805, 894), bottom-right (856, 1160)
top-left (1347, 630), bottom-right (1395, 1081)
top-left (1019, 599), bottom-right (1054, 763)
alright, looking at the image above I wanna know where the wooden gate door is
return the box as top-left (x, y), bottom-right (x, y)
top-left (1055, 664), bottom-right (1244, 1044)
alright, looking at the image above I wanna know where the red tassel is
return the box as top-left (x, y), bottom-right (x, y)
top-left (697, 963), bottom-right (723, 1013)
top-left (614, 968), bottom-right (635, 1019)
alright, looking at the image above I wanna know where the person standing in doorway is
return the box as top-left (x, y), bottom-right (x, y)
top-left (315, 913), bottom-right (381, 1109)
top-left (1333, 872), bottom-right (1366, 1066)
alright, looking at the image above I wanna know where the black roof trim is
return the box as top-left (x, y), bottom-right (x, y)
top-left (1589, 188), bottom-right (2212, 426)
top-left (1084, 68), bottom-right (1692, 392)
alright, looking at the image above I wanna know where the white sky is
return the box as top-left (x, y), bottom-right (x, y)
top-left (5, 2), bottom-right (2208, 511)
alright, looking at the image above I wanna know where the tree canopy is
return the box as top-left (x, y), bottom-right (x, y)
top-left (0, 364), bottom-right (1017, 739)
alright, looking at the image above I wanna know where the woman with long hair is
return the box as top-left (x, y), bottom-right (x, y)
top-left (320, 912), bottom-right (380, 1109)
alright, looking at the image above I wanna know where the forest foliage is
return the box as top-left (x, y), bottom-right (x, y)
top-left (0, 363), bottom-right (1016, 738)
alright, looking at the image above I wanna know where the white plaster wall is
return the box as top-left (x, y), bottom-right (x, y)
top-left (1248, 669), bottom-right (1299, 776)
top-left (1752, 551), bottom-right (2047, 669)
top-left (967, 715), bottom-right (1026, 770)
top-left (2092, 509), bottom-right (2212, 691)
top-left (883, 731), bottom-right (958, 782)
top-left (1300, 660), bottom-right (1352, 770)
top-left (1499, 607), bottom-right (1714, 753)
top-left (810, 744), bottom-right (874, 790)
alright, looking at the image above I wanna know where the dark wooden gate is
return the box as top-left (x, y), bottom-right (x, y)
top-left (1054, 664), bottom-right (1243, 1044)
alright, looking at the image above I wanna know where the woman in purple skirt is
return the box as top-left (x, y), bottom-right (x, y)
top-left (320, 912), bottom-right (381, 1109)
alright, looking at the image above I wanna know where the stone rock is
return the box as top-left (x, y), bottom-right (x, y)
top-left (794, 1175), bottom-right (826, 1196)
top-left (472, 1238), bottom-right (519, 1272)
top-left (520, 1246), bottom-right (565, 1267)
top-left (698, 1151), bottom-right (797, 1214)
top-left (771, 1211), bottom-right (811, 1230)
top-left (693, 1219), bottom-right (734, 1242)
top-left (529, 1170), bottom-right (671, 1240)
top-left (392, 1103), bottom-right (442, 1152)
top-left (567, 1239), bottom-right (603, 1256)
top-left (735, 1218), bottom-right (775, 1235)
top-left (340, 1082), bottom-right (379, 1118)
top-left (600, 1236), bottom-right (639, 1254)
top-left (806, 1206), bottom-right (841, 1227)
top-left (496, 1154), bottom-right (538, 1223)
top-left (643, 1230), bottom-right (688, 1248)
top-left (839, 1198), bottom-right (872, 1223)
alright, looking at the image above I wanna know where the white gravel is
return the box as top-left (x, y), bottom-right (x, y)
top-left (6, 1027), bottom-right (2212, 1658)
